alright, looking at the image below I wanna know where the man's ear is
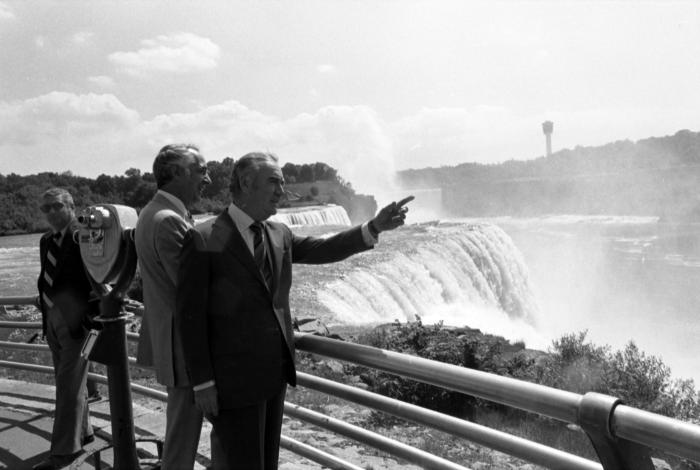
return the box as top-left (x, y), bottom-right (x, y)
top-left (240, 174), bottom-right (253, 194)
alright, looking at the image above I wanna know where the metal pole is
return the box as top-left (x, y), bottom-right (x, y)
top-left (88, 229), bottom-right (142, 469)
top-left (98, 294), bottom-right (140, 470)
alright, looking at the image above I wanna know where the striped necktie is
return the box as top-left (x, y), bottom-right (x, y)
top-left (42, 232), bottom-right (61, 309)
top-left (250, 222), bottom-right (272, 288)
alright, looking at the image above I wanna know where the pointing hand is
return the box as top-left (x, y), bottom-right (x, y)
top-left (371, 195), bottom-right (415, 233)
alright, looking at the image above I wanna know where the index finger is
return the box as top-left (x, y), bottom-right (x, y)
top-left (396, 195), bottom-right (415, 208)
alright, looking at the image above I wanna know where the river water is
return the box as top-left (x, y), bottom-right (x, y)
top-left (1, 211), bottom-right (698, 383)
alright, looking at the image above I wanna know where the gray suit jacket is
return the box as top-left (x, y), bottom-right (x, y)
top-left (135, 191), bottom-right (192, 387)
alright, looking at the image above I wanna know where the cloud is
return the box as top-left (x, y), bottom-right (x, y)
top-left (34, 36), bottom-right (46, 49)
top-left (142, 102), bottom-right (395, 194)
top-left (0, 92), bottom-right (139, 142)
top-left (0, 92), bottom-right (142, 175)
top-left (0, 2), bottom-right (15, 20)
top-left (108, 32), bottom-right (220, 77)
top-left (71, 31), bottom-right (94, 45)
top-left (88, 75), bottom-right (116, 89)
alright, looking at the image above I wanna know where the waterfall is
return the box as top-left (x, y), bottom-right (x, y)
top-left (269, 204), bottom-right (351, 226)
top-left (317, 222), bottom-right (542, 343)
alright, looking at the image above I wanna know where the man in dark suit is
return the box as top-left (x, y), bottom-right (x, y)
top-left (177, 151), bottom-right (412, 469)
top-left (34, 188), bottom-right (97, 470)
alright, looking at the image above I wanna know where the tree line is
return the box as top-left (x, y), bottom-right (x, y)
top-left (0, 160), bottom-right (353, 235)
top-left (398, 129), bottom-right (700, 219)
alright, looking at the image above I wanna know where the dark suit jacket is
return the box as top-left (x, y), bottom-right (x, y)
top-left (177, 211), bottom-right (370, 408)
top-left (37, 219), bottom-right (95, 340)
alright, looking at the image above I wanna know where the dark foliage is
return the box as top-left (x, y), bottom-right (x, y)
top-left (0, 159), bottom-right (370, 235)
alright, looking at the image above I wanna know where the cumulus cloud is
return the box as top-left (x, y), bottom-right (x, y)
top-left (108, 32), bottom-right (220, 77)
top-left (0, 92), bottom-right (144, 175)
top-left (88, 75), bottom-right (116, 89)
top-left (142, 102), bottom-right (395, 195)
top-left (0, 2), bottom-right (15, 20)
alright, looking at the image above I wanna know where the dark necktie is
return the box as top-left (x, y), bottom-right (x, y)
top-left (42, 232), bottom-right (61, 309)
top-left (250, 222), bottom-right (272, 288)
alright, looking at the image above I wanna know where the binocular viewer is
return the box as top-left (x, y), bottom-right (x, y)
top-left (77, 204), bottom-right (138, 285)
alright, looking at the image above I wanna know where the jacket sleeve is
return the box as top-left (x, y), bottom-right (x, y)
top-left (154, 213), bottom-right (190, 286)
top-left (175, 227), bottom-right (215, 387)
top-left (291, 224), bottom-right (371, 264)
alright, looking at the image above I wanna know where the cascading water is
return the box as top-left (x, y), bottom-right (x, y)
top-left (269, 204), bottom-right (351, 226)
top-left (314, 222), bottom-right (543, 345)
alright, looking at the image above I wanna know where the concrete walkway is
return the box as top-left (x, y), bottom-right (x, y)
top-left (0, 378), bottom-right (425, 470)
top-left (0, 378), bottom-right (189, 469)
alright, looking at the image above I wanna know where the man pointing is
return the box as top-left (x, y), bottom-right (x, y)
top-left (177, 151), bottom-right (412, 469)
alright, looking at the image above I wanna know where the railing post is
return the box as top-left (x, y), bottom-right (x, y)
top-left (578, 392), bottom-right (654, 470)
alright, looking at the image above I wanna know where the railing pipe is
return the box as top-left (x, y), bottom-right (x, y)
top-left (284, 403), bottom-right (472, 470)
top-left (0, 340), bottom-right (48, 352)
top-left (0, 296), bottom-right (36, 306)
top-left (295, 333), bottom-right (582, 423)
top-left (612, 404), bottom-right (700, 462)
top-left (0, 320), bottom-right (41, 329)
top-left (297, 372), bottom-right (601, 470)
top-left (279, 435), bottom-right (365, 470)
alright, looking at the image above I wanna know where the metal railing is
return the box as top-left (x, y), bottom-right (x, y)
top-left (2, 296), bottom-right (700, 470)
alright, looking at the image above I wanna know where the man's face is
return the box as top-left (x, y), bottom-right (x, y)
top-left (40, 194), bottom-right (73, 232)
top-left (244, 161), bottom-right (285, 221)
top-left (180, 151), bottom-right (211, 206)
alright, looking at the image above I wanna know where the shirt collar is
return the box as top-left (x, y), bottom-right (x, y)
top-left (157, 189), bottom-right (188, 219)
top-left (227, 202), bottom-right (256, 233)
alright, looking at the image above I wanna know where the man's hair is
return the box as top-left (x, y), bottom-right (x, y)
top-left (153, 144), bottom-right (200, 188)
top-left (41, 187), bottom-right (75, 209)
top-left (229, 151), bottom-right (279, 196)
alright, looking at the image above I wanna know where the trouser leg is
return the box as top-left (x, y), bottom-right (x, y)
top-left (162, 385), bottom-right (204, 469)
top-left (209, 384), bottom-right (287, 470)
top-left (46, 313), bottom-right (91, 456)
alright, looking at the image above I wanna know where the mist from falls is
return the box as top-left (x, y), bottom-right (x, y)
top-left (278, 203), bottom-right (544, 346)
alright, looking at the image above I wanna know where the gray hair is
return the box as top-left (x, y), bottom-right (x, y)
top-left (153, 143), bottom-right (200, 188)
top-left (229, 151), bottom-right (279, 196)
top-left (41, 187), bottom-right (75, 208)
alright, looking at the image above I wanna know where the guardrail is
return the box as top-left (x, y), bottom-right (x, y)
top-left (2, 296), bottom-right (700, 469)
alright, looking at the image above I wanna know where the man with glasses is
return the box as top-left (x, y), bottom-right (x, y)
top-left (135, 143), bottom-right (215, 469)
top-left (34, 188), bottom-right (98, 470)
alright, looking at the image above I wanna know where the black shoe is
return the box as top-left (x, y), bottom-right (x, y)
top-left (87, 392), bottom-right (102, 404)
top-left (82, 434), bottom-right (95, 446)
top-left (32, 451), bottom-right (81, 470)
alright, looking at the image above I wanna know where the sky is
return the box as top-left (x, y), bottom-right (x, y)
top-left (1, 0), bottom-right (699, 194)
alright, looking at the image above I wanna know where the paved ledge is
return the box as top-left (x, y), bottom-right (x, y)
top-left (0, 378), bottom-right (211, 470)
top-left (0, 378), bottom-right (421, 470)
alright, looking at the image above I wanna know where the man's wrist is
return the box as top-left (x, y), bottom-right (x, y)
top-left (368, 219), bottom-right (380, 238)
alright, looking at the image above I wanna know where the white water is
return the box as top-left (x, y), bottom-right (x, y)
top-left (269, 204), bottom-right (351, 226)
top-left (316, 222), bottom-right (545, 347)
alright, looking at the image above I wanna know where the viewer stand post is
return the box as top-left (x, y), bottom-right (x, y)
top-left (77, 204), bottom-right (159, 470)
